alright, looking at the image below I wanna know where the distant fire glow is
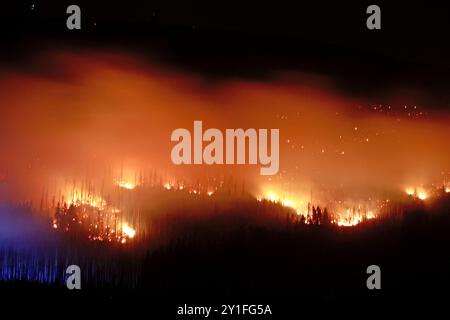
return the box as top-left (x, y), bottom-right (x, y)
top-left (164, 183), bottom-right (172, 190)
top-left (121, 223), bottom-right (136, 239)
top-left (405, 187), bottom-right (415, 196)
top-left (117, 180), bottom-right (136, 190)
top-left (403, 185), bottom-right (446, 201)
top-left (417, 191), bottom-right (428, 200)
top-left (0, 51), bottom-right (449, 235)
top-left (259, 188), bottom-right (378, 226)
top-left (47, 182), bottom-right (138, 243)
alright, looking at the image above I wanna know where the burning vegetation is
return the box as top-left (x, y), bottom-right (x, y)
top-left (0, 51), bottom-right (449, 294)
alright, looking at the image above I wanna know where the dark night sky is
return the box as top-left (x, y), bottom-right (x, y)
top-left (2, 1), bottom-right (450, 108)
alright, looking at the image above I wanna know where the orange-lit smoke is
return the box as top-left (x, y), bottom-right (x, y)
top-left (0, 50), bottom-right (449, 206)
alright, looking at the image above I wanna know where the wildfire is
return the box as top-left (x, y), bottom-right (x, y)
top-left (334, 208), bottom-right (377, 227)
top-left (417, 191), bottom-right (428, 200)
top-left (164, 183), bottom-right (172, 190)
top-left (331, 206), bottom-right (374, 226)
top-left (404, 186), bottom-right (430, 200)
top-left (263, 191), bottom-right (306, 215)
top-left (405, 186), bottom-right (415, 196)
top-left (259, 188), bottom-right (379, 227)
top-left (267, 192), bottom-right (278, 203)
top-left (76, 197), bottom-right (105, 209)
top-left (282, 198), bottom-right (295, 208)
top-left (116, 180), bottom-right (136, 190)
top-left (336, 216), bottom-right (362, 227)
top-left (51, 184), bottom-right (138, 244)
top-left (121, 223), bottom-right (136, 239)
top-left (59, 186), bottom-right (107, 210)
top-left (366, 210), bottom-right (376, 219)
